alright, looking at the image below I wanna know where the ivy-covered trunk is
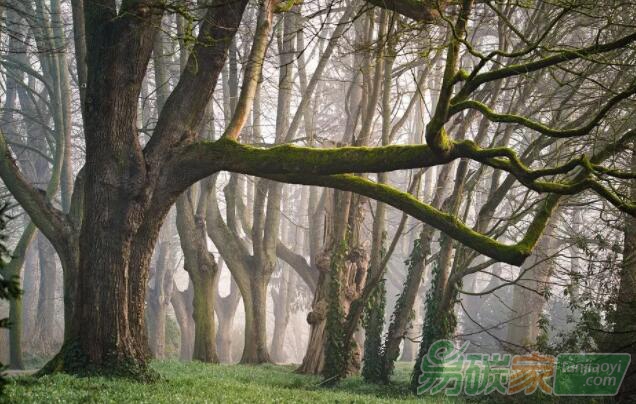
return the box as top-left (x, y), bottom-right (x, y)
top-left (361, 279), bottom-right (386, 382)
top-left (381, 234), bottom-right (430, 382)
top-left (411, 242), bottom-right (459, 393)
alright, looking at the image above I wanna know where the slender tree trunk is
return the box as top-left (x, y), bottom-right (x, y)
top-left (215, 274), bottom-right (241, 363)
top-left (171, 281), bottom-right (194, 361)
top-left (271, 269), bottom-right (294, 363)
top-left (146, 225), bottom-right (176, 359)
top-left (32, 233), bottom-right (61, 355)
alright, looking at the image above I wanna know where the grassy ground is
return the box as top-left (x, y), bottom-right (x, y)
top-left (1, 361), bottom-right (612, 403)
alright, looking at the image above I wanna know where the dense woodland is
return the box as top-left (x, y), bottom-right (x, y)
top-left (0, 0), bottom-right (635, 401)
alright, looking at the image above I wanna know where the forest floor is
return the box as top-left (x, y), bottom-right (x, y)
top-left (1, 361), bottom-right (612, 403)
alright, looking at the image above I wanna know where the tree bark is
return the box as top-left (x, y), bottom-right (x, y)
top-left (271, 269), bottom-right (295, 363)
top-left (171, 281), bottom-right (194, 361)
top-left (215, 273), bottom-right (241, 363)
top-left (32, 233), bottom-right (61, 356)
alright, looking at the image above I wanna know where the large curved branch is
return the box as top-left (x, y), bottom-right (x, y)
top-left (0, 131), bottom-right (69, 242)
top-left (275, 243), bottom-right (317, 291)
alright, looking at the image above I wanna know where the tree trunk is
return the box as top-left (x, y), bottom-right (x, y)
top-left (171, 281), bottom-right (194, 361)
top-left (191, 270), bottom-right (218, 362)
top-left (507, 219), bottom-right (559, 348)
top-left (614, 148), bottom-right (636, 398)
top-left (146, 226), bottom-right (176, 359)
top-left (215, 273), bottom-right (241, 363)
top-left (32, 233), bottom-right (61, 355)
top-left (177, 190), bottom-right (219, 363)
top-left (297, 270), bottom-right (328, 374)
top-left (271, 269), bottom-right (294, 363)
top-left (21, 242), bottom-right (39, 348)
top-left (240, 276), bottom-right (271, 364)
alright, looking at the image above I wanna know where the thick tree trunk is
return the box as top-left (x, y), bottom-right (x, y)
top-left (240, 276), bottom-right (271, 364)
top-left (191, 270), bottom-right (218, 362)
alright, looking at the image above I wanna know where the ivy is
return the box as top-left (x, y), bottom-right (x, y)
top-left (361, 232), bottom-right (387, 383)
top-left (322, 237), bottom-right (349, 385)
top-left (410, 237), bottom-right (458, 393)
top-left (380, 235), bottom-right (427, 382)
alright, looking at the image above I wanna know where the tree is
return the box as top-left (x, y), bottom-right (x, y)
top-left (0, 0), bottom-right (634, 381)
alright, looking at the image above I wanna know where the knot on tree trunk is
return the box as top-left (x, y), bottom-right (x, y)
top-left (307, 300), bottom-right (327, 324)
top-left (315, 252), bottom-right (331, 273)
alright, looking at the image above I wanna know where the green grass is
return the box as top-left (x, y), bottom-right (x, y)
top-left (1, 361), bottom-right (613, 403)
top-left (1, 361), bottom-right (453, 404)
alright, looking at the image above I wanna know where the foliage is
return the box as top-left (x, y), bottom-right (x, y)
top-left (1, 361), bottom-right (611, 403)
